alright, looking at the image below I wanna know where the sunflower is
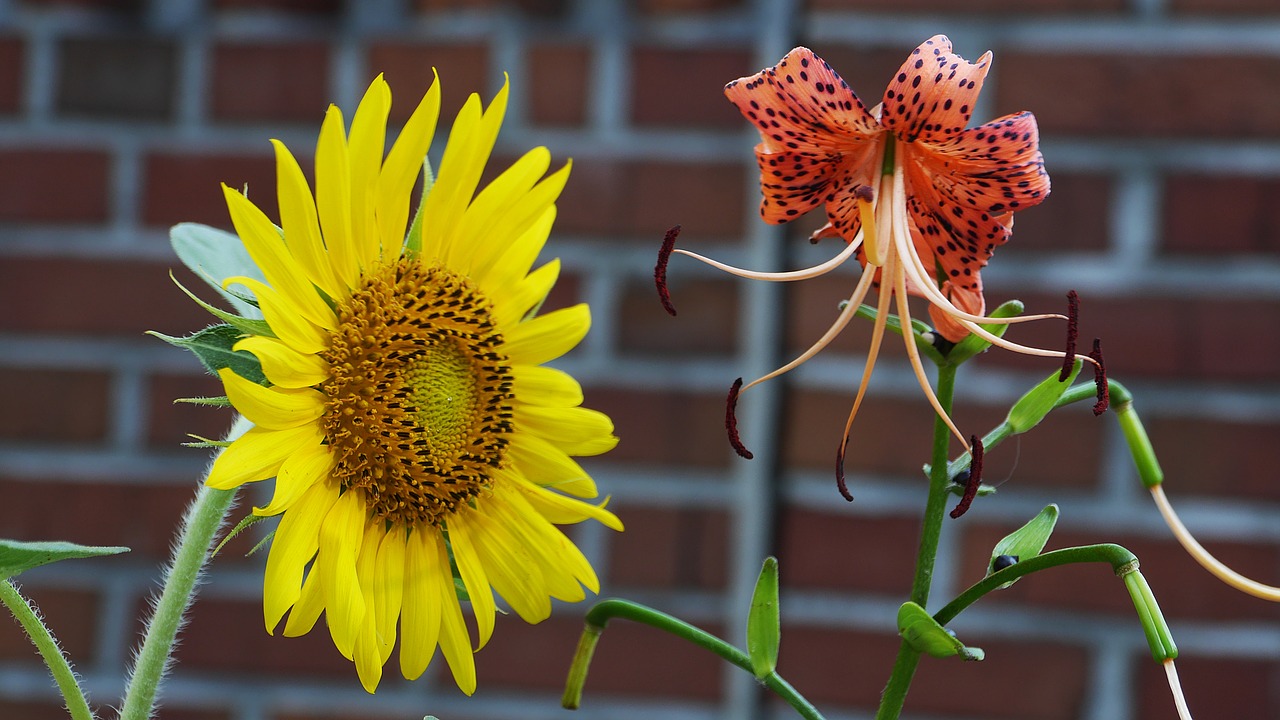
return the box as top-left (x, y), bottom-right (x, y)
top-left (200, 74), bottom-right (622, 694)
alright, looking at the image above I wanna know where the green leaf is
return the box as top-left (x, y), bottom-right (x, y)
top-left (0, 539), bottom-right (129, 580)
top-left (170, 272), bottom-right (275, 338)
top-left (212, 514), bottom-right (269, 557)
top-left (897, 601), bottom-right (983, 661)
top-left (403, 158), bottom-right (435, 260)
top-left (947, 299), bottom-right (1024, 365)
top-left (746, 556), bottom-right (781, 678)
top-left (170, 223), bottom-right (266, 318)
top-left (988, 504), bottom-right (1059, 588)
top-left (851, 303), bottom-right (946, 366)
top-left (174, 396), bottom-right (232, 407)
top-left (149, 324), bottom-right (267, 385)
top-left (1007, 361), bottom-right (1082, 434)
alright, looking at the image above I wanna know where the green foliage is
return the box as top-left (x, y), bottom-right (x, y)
top-left (0, 539), bottom-right (129, 580)
top-left (170, 223), bottom-right (266, 318)
top-left (988, 505), bottom-right (1059, 588)
top-left (946, 299), bottom-right (1023, 365)
top-left (746, 556), bottom-right (780, 679)
top-left (896, 602), bottom-right (983, 661)
top-left (1007, 361), bottom-right (1082, 434)
top-left (403, 158), bottom-right (436, 260)
top-left (149, 324), bottom-right (267, 386)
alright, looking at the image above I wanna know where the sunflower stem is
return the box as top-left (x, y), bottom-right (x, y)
top-left (0, 580), bottom-right (95, 720)
top-left (118, 415), bottom-right (250, 720)
top-left (875, 361), bottom-right (958, 720)
top-left (563, 598), bottom-right (824, 720)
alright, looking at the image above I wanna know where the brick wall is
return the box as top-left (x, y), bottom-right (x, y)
top-left (0, 1), bottom-right (1277, 719)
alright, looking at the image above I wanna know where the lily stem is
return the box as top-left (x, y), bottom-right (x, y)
top-left (875, 361), bottom-right (959, 720)
top-left (117, 415), bottom-right (249, 720)
top-left (0, 580), bottom-right (95, 720)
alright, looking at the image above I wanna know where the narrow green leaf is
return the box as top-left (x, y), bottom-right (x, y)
top-left (403, 158), bottom-right (435, 260)
top-left (0, 539), bottom-right (129, 580)
top-left (149, 324), bottom-right (267, 385)
top-left (988, 504), bottom-right (1059, 588)
top-left (212, 514), bottom-right (269, 557)
top-left (170, 272), bottom-right (275, 338)
top-left (1007, 361), bottom-right (1082, 434)
top-left (746, 556), bottom-right (781, 678)
top-left (170, 222), bottom-right (266, 318)
top-left (897, 601), bottom-right (983, 661)
top-left (174, 396), bottom-right (232, 407)
top-left (947, 299), bottom-right (1024, 365)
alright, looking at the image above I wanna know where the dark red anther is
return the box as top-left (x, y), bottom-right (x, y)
top-left (655, 225), bottom-right (681, 317)
top-left (853, 184), bottom-right (875, 203)
top-left (836, 440), bottom-right (854, 502)
top-left (1089, 338), bottom-right (1109, 415)
top-left (725, 377), bottom-right (754, 459)
top-left (1060, 290), bottom-right (1079, 381)
top-left (950, 435), bottom-right (983, 519)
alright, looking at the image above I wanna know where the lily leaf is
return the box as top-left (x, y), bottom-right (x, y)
top-left (0, 539), bottom-right (129, 580)
top-left (149, 324), bottom-right (267, 386)
top-left (170, 223), bottom-right (266, 318)
top-left (1007, 361), bottom-right (1082, 434)
top-left (988, 504), bottom-right (1059, 588)
top-left (947, 299), bottom-right (1024, 365)
top-left (897, 601), bottom-right (983, 661)
top-left (746, 556), bottom-right (781, 678)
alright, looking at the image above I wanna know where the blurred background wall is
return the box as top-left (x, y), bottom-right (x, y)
top-left (0, 0), bottom-right (1277, 718)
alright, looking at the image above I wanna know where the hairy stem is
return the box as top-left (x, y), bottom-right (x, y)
top-left (0, 580), bottom-right (95, 720)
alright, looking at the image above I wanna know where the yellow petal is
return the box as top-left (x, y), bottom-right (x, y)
top-left (218, 368), bottom-right (323, 431)
top-left (472, 163), bottom-right (570, 288)
top-left (507, 432), bottom-right (598, 498)
top-left (353, 520), bottom-right (386, 693)
top-left (205, 423), bottom-right (321, 490)
top-left (476, 205), bottom-right (556, 297)
top-left (221, 184), bottom-right (333, 328)
top-left (225, 275), bottom-right (331, 355)
top-left (234, 335), bottom-right (329, 389)
top-left (373, 525), bottom-right (406, 665)
top-left (399, 525), bottom-right (442, 680)
top-left (445, 511), bottom-right (495, 649)
top-left (511, 475), bottom-right (623, 532)
top-left (494, 483), bottom-right (599, 596)
top-left (315, 105), bottom-right (359, 288)
top-left (271, 139), bottom-right (343, 299)
top-left (377, 73), bottom-right (441, 264)
top-left (491, 258), bottom-right (560, 330)
top-left (436, 548), bottom-right (477, 696)
top-left (255, 441), bottom-right (331, 516)
top-left (502, 303), bottom-right (590, 367)
top-left (468, 506), bottom-right (550, 622)
top-left (283, 563), bottom-right (324, 637)
top-left (516, 404), bottom-right (618, 457)
top-left (511, 363), bottom-right (583, 408)
top-left (448, 146), bottom-right (550, 273)
top-left (318, 489), bottom-right (368, 659)
top-left (262, 481), bottom-right (338, 632)
top-left (348, 75), bottom-right (391, 272)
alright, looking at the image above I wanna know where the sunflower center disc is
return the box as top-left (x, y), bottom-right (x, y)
top-left (320, 258), bottom-right (515, 526)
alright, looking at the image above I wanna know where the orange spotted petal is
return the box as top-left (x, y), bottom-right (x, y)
top-left (753, 149), bottom-right (878, 235)
top-left (881, 34), bottom-right (991, 144)
top-left (921, 111), bottom-right (1050, 213)
top-left (901, 165), bottom-right (1006, 296)
top-left (725, 46), bottom-right (880, 154)
top-left (928, 280), bottom-right (985, 343)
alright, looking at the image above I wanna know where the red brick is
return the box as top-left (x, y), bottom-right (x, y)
top-left (0, 258), bottom-right (212, 338)
top-left (0, 369), bottom-right (110, 444)
top-left (0, 587), bottom-right (98, 665)
top-left (557, 159), bottom-right (746, 240)
top-left (810, 0), bottom-right (1123, 10)
top-left (146, 373), bottom-right (236, 450)
top-left (1163, 174), bottom-right (1280, 255)
top-left (960, 525), bottom-right (1280, 623)
top-left (782, 391), bottom-right (936, 478)
top-left (414, 0), bottom-right (496, 10)
top-left (0, 476), bottom-right (237, 561)
top-left (210, 41), bottom-right (329, 123)
top-left (0, 699), bottom-right (105, 720)
top-left (213, 0), bottom-right (340, 11)
top-left (0, 36), bottom-right (23, 115)
top-left (367, 41), bottom-right (489, 124)
top-left (778, 510), bottom-right (921, 594)
top-left (1136, 655), bottom-right (1278, 720)
top-left (608, 506), bottom-right (729, 590)
top-left (166, 596), bottom-right (353, 677)
top-left (142, 150), bottom-right (277, 229)
top-left (526, 42), bottom-right (589, 127)
top-left (1141, 415), bottom-right (1280, 502)
top-left (952, 395), bottom-right (1105, 491)
top-left (18, 0), bottom-right (142, 7)
top-left (618, 276), bottom-right (739, 356)
top-left (478, 614), bottom-right (724, 699)
top-left (779, 627), bottom-right (1089, 718)
top-left (997, 52), bottom-right (1280, 138)
top-left (0, 148), bottom-right (110, 224)
top-left (1000, 172), bottom-right (1112, 254)
top-left (635, 0), bottom-right (743, 12)
top-left (587, 388), bottom-right (733, 468)
top-left (56, 36), bottom-right (175, 121)
top-left (630, 46), bottom-right (752, 128)
top-left (1169, 0), bottom-right (1280, 13)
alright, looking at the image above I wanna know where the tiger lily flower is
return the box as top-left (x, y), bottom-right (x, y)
top-left (673, 36), bottom-right (1097, 483)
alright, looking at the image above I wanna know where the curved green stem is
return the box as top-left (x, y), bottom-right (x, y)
top-left (118, 415), bottom-right (249, 720)
top-left (933, 544), bottom-right (1137, 625)
top-left (562, 598), bottom-right (824, 720)
top-left (0, 580), bottom-right (95, 720)
top-left (875, 362), bottom-right (959, 719)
